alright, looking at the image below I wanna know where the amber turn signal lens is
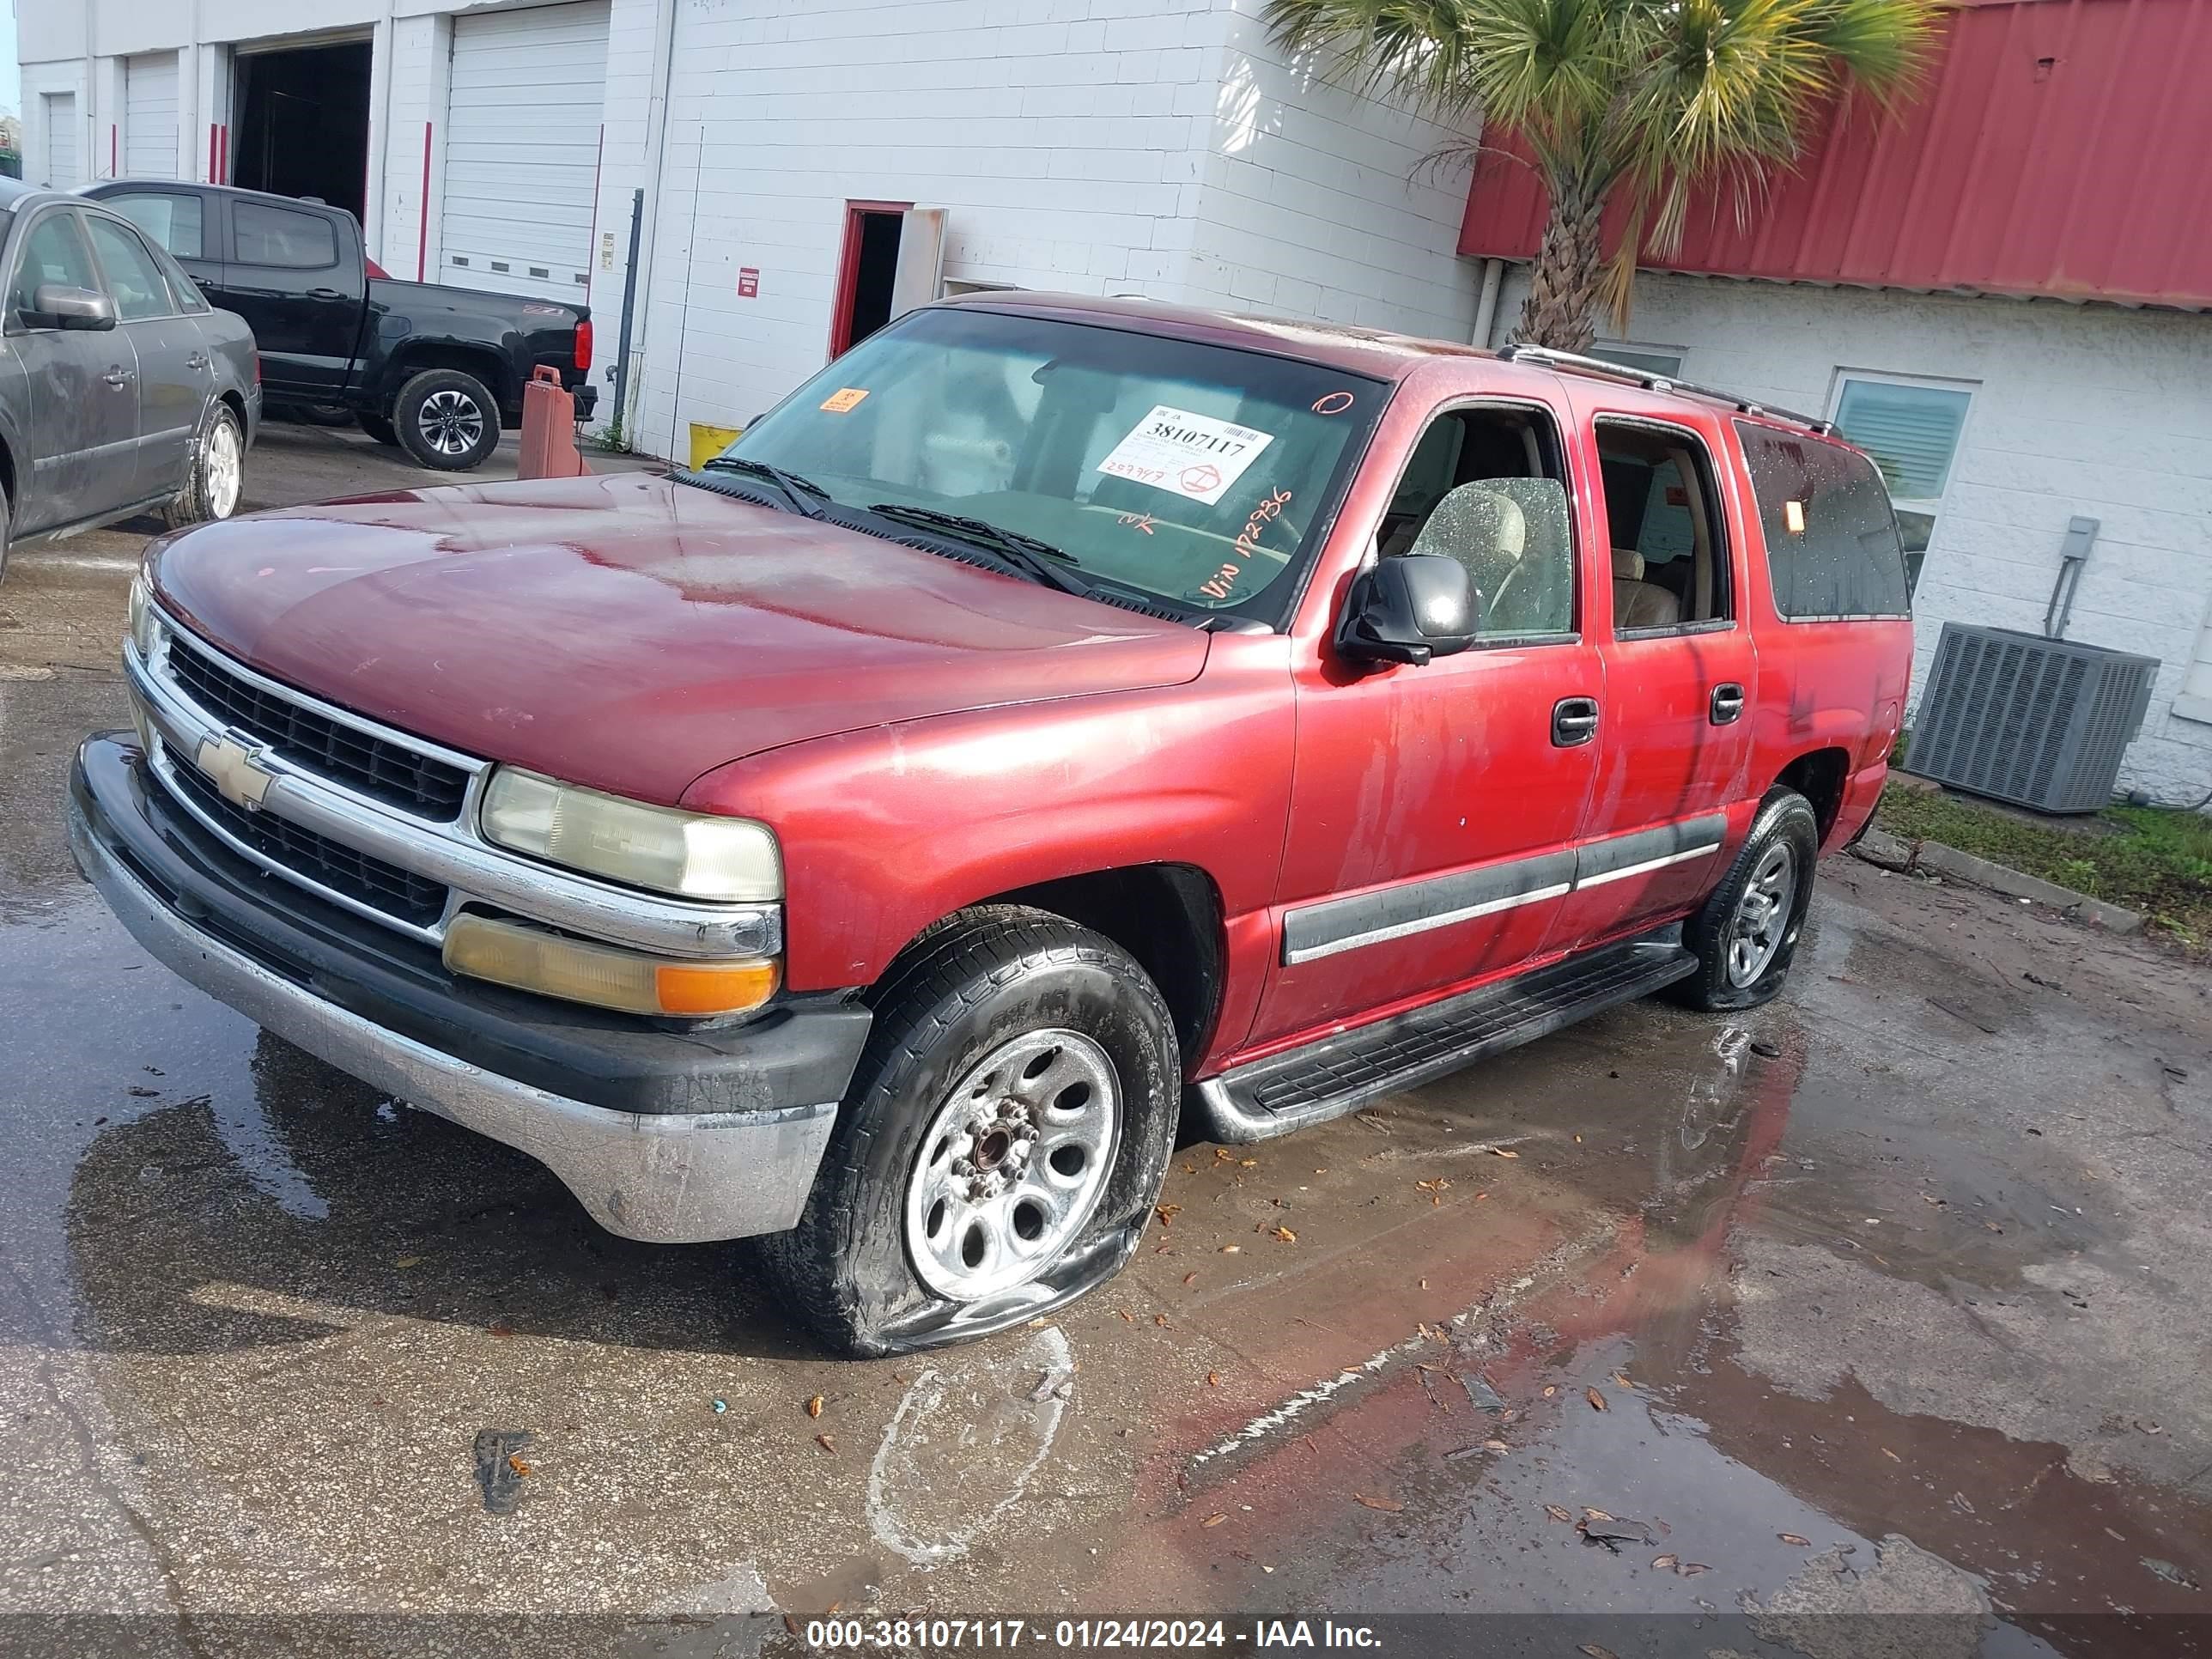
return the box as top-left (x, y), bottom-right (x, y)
top-left (443, 914), bottom-right (778, 1018)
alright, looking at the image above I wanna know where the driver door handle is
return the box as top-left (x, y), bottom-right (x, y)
top-left (1711, 682), bottom-right (1747, 726)
top-left (307, 287), bottom-right (343, 301)
top-left (1552, 696), bottom-right (1600, 747)
top-left (102, 367), bottom-right (135, 388)
top-left (185, 351), bottom-right (210, 371)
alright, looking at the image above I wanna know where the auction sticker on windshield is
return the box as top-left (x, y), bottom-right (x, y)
top-left (1097, 406), bottom-right (1274, 506)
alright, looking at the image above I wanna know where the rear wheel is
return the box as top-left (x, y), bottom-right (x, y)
top-left (1668, 789), bottom-right (1820, 1012)
top-left (161, 404), bottom-right (245, 529)
top-left (0, 479), bottom-right (12, 585)
top-left (392, 368), bottom-right (501, 471)
top-left (357, 411), bottom-right (400, 447)
top-left (759, 906), bottom-right (1180, 1357)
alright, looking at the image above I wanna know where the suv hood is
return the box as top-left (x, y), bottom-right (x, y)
top-left (149, 472), bottom-right (1210, 805)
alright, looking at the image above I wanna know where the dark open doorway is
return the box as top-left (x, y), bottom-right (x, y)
top-left (830, 201), bottom-right (912, 356)
top-left (232, 40), bottom-right (373, 224)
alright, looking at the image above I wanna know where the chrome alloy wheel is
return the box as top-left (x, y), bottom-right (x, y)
top-left (1726, 840), bottom-right (1798, 987)
top-left (903, 1030), bottom-right (1121, 1302)
top-left (204, 417), bottom-right (242, 518)
top-left (417, 388), bottom-right (487, 458)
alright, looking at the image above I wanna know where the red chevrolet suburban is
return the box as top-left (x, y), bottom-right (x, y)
top-left (70, 294), bottom-right (1911, 1355)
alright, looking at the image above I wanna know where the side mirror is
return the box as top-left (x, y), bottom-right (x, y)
top-left (1335, 553), bottom-right (1476, 666)
top-left (32, 284), bottom-right (118, 331)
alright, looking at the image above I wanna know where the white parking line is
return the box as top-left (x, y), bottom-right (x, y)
top-left (21, 552), bottom-right (143, 572)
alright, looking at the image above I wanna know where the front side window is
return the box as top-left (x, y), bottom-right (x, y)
top-left (1382, 405), bottom-right (1577, 642)
top-left (1595, 421), bottom-right (1732, 634)
top-left (1735, 419), bottom-right (1911, 620)
top-left (233, 202), bottom-right (338, 269)
top-left (7, 210), bottom-right (100, 324)
top-left (1829, 373), bottom-right (1973, 592)
top-left (717, 307), bottom-right (1389, 626)
top-left (86, 216), bottom-right (176, 320)
top-left (106, 191), bottom-right (204, 260)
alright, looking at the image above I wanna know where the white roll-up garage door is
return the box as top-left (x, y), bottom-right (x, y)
top-left (440, 1), bottom-right (610, 305)
top-left (125, 53), bottom-right (181, 179)
top-left (41, 93), bottom-right (81, 189)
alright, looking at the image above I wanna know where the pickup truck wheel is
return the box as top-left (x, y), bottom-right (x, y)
top-left (393, 368), bottom-right (500, 471)
top-left (161, 404), bottom-right (245, 529)
top-left (760, 906), bottom-right (1180, 1358)
top-left (357, 411), bottom-right (401, 447)
top-left (1668, 788), bottom-right (1820, 1012)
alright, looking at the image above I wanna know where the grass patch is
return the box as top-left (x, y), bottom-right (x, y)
top-left (1877, 784), bottom-right (2212, 952)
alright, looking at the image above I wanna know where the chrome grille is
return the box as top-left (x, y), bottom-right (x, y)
top-left (165, 635), bottom-right (472, 819)
top-left (166, 758), bottom-right (450, 927)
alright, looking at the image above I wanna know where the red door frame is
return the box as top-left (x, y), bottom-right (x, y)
top-left (827, 199), bottom-right (912, 356)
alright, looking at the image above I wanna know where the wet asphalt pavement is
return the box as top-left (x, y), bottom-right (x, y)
top-left (3, 422), bottom-right (2211, 1657)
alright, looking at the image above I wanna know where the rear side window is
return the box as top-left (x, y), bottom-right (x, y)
top-left (1735, 421), bottom-right (1911, 619)
top-left (107, 191), bottom-right (204, 260)
top-left (233, 202), bottom-right (337, 269)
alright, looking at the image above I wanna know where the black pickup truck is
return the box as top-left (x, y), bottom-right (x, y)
top-left (85, 180), bottom-right (597, 472)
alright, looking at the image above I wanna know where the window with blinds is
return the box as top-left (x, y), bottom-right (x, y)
top-left (1829, 374), bottom-right (1975, 590)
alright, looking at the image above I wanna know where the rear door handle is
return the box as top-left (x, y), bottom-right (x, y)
top-left (1552, 696), bottom-right (1600, 747)
top-left (1711, 682), bottom-right (1747, 726)
top-left (307, 287), bottom-right (343, 301)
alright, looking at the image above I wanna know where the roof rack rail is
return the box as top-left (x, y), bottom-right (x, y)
top-left (1498, 343), bottom-right (1834, 436)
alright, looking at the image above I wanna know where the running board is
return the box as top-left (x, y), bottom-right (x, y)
top-left (1192, 929), bottom-right (1697, 1144)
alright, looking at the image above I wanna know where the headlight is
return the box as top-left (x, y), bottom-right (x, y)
top-left (478, 768), bottom-right (782, 902)
top-left (127, 575), bottom-right (160, 662)
top-left (444, 914), bottom-right (779, 1018)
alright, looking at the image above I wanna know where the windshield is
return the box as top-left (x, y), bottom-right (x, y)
top-left (711, 307), bottom-right (1389, 624)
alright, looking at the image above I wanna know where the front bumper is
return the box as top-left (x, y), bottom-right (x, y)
top-left (69, 736), bottom-right (872, 1244)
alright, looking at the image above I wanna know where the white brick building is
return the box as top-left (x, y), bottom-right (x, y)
top-left (18, 0), bottom-right (2212, 805)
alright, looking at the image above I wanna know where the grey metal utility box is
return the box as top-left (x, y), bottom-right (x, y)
top-left (1906, 624), bottom-right (2157, 813)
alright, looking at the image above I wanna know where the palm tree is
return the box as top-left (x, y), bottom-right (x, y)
top-left (1264, 0), bottom-right (1936, 351)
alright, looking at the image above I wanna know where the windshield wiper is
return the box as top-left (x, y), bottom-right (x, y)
top-left (699, 455), bottom-right (830, 519)
top-left (863, 503), bottom-right (1097, 599)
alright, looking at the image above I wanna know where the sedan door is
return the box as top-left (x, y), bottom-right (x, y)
top-left (82, 211), bottom-right (210, 501)
top-left (2, 207), bottom-right (141, 532)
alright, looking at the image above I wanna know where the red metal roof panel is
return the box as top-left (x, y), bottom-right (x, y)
top-left (1457, 0), bottom-right (2212, 309)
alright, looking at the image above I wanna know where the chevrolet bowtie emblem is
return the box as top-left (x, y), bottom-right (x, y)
top-left (195, 734), bottom-right (277, 810)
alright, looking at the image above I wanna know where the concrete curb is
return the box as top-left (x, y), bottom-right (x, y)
top-left (1850, 828), bottom-right (2143, 934)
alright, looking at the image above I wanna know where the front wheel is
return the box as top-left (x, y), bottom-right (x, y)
top-left (1668, 789), bottom-right (1820, 1012)
top-left (759, 906), bottom-right (1181, 1358)
top-left (392, 368), bottom-right (501, 471)
top-left (161, 404), bottom-right (245, 529)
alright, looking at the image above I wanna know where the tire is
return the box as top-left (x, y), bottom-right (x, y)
top-left (294, 403), bottom-right (356, 427)
top-left (0, 479), bottom-right (12, 586)
top-left (760, 905), bottom-right (1181, 1358)
top-left (161, 404), bottom-right (245, 530)
top-left (1668, 788), bottom-right (1821, 1012)
top-left (357, 411), bottom-right (401, 447)
top-left (392, 368), bottom-right (501, 471)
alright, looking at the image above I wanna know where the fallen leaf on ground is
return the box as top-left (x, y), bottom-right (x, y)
top-left (1579, 1645), bottom-right (1620, 1659)
top-left (1544, 1504), bottom-right (1574, 1523)
top-left (1354, 1493), bottom-right (1403, 1512)
top-left (1677, 1562), bottom-right (1710, 1576)
top-left (1587, 1387), bottom-right (1609, 1412)
top-left (805, 1395), bottom-right (823, 1419)
top-left (1419, 1278), bottom-right (1429, 1289)
top-left (1474, 1190), bottom-right (1489, 1201)
top-left (1239, 1158), bottom-right (1258, 1168)
top-left (1583, 1507), bottom-right (1614, 1522)
top-left (1780, 1533), bottom-right (1812, 1547)
top-left (814, 1433), bottom-right (836, 1453)
top-left (1483, 1439), bottom-right (1510, 1451)
top-left (1220, 1244), bottom-right (1241, 1254)
top-left (1214, 1149), bottom-right (1235, 1162)
top-left (1202, 1512), bottom-right (1228, 1528)
top-left (1488, 1146), bottom-right (1520, 1158)
top-left (1207, 1371), bottom-right (1221, 1387)
top-left (1881, 1447), bottom-right (1901, 1461)
top-left (507, 1455), bottom-right (532, 1478)
top-left (1156, 1203), bottom-right (1182, 1226)
top-left (1613, 1372), bottom-right (1632, 1387)
top-left (1153, 1314), bottom-right (1170, 1327)
top-left (784, 1616), bottom-right (802, 1636)
top-left (1271, 1225), bottom-right (1297, 1243)
top-left (1116, 1310), bottom-right (1133, 1322)
top-left (1183, 1273), bottom-right (1198, 1285)
top-left (1652, 1553), bottom-right (1678, 1571)
top-left (1182, 1163), bottom-right (1197, 1174)
top-left (393, 1256), bottom-right (423, 1269)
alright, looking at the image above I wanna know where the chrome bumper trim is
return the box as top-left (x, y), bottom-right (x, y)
top-left (125, 632), bottom-right (781, 960)
top-left (70, 799), bottom-right (832, 1245)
